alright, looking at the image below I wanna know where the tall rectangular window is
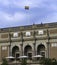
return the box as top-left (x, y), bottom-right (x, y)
top-left (26, 32), bottom-right (31, 36)
top-left (38, 30), bottom-right (43, 35)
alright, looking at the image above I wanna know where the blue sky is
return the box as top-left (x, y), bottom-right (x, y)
top-left (0, 0), bottom-right (57, 28)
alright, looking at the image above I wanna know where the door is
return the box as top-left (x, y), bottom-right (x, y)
top-left (16, 53), bottom-right (20, 60)
top-left (28, 53), bottom-right (32, 60)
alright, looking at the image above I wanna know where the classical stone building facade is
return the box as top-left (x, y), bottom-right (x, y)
top-left (0, 22), bottom-right (57, 62)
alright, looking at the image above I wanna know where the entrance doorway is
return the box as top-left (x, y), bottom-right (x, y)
top-left (28, 53), bottom-right (32, 60)
top-left (24, 45), bottom-right (32, 60)
top-left (16, 53), bottom-right (19, 58)
top-left (16, 53), bottom-right (20, 60)
top-left (12, 46), bottom-right (19, 58)
top-left (37, 44), bottom-right (45, 57)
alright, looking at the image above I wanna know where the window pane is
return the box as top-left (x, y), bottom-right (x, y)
top-left (26, 32), bottom-right (31, 36)
top-left (1, 34), bottom-right (8, 38)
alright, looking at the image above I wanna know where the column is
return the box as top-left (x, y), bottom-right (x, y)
top-left (47, 42), bottom-right (50, 58)
top-left (9, 33), bottom-right (12, 56)
top-left (0, 46), bottom-right (1, 62)
top-left (20, 32), bottom-right (23, 56)
top-left (47, 29), bottom-right (50, 58)
top-left (33, 43), bottom-right (36, 56)
top-left (20, 44), bottom-right (23, 56)
top-left (33, 31), bottom-right (36, 56)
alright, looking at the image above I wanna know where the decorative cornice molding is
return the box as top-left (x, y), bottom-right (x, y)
top-left (0, 22), bottom-right (57, 33)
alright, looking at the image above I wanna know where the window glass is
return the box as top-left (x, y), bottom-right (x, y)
top-left (2, 46), bottom-right (7, 50)
top-left (26, 32), bottom-right (31, 36)
top-left (1, 34), bottom-right (8, 38)
top-left (38, 30), bottom-right (43, 34)
top-left (13, 32), bottom-right (18, 37)
top-left (51, 43), bottom-right (57, 47)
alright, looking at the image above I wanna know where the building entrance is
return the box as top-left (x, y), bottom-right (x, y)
top-left (24, 45), bottom-right (32, 60)
top-left (28, 53), bottom-right (32, 60)
top-left (37, 44), bottom-right (45, 57)
top-left (12, 46), bottom-right (19, 58)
